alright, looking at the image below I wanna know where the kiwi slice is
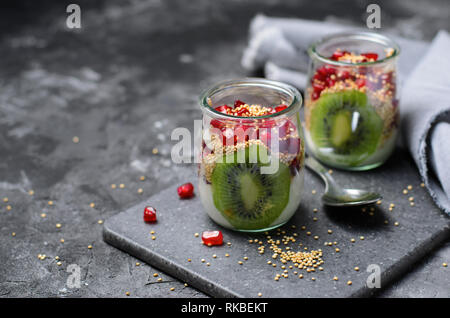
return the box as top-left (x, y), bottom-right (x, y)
top-left (310, 90), bottom-right (383, 166)
top-left (211, 145), bottom-right (290, 230)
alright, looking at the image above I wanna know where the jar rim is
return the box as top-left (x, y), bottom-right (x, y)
top-left (199, 78), bottom-right (303, 120)
top-left (308, 31), bottom-right (400, 66)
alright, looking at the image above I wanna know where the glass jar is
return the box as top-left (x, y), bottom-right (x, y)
top-left (305, 32), bottom-right (400, 170)
top-left (198, 78), bottom-right (304, 232)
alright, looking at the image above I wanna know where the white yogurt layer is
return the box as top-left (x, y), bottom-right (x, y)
top-left (198, 168), bottom-right (304, 231)
top-left (304, 129), bottom-right (397, 170)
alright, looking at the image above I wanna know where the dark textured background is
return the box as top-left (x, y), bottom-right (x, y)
top-left (0, 0), bottom-right (449, 298)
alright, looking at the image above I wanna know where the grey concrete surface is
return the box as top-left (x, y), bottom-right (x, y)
top-left (0, 0), bottom-right (449, 298)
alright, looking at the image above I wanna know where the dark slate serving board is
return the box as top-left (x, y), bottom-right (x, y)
top-left (103, 149), bottom-right (450, 297)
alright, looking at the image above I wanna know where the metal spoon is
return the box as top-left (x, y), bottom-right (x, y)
top-left (305, 155), bottom-right (382, 207)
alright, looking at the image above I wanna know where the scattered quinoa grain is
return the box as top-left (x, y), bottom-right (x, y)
top-left (111, 184), bottom-right (117, 189)
top-left (28, 190), bottom-right (34, 196)
top-left (56, 223), bottom-right (62, 228)
top-left (407, 185), bottom-right (413, 190)
top-left (420, 183), bottom-right (425, 187)
top-left (354, 267), bottom-right (360, 271)
top-left (125, 292), bottom-right (130, 296)
top-left (258, 292), bottom-right (262, 297)
top-left (137, 188), bottom-right (143, 194)
top-left (347, 281), bottom-right (353, 286)
top-left (87, 245), bottom-right (93, 249)
top-left (443, 263), bottom-right (448, 267)
top-left (90, 202), bottom-right (95, 208)
top-left (333, 276), bottom-right (338, 281)
top-left (119, 184), bottom-right (125, 189)
top-left (140, 176), bottom-right (146, 181)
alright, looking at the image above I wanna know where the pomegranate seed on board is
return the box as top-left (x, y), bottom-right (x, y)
top-left (177, 182), bottom-right (194, 199)
top-left (143, 206), bottom-right (157, 223)
top-left (202, 230), bottom-right (223, 246)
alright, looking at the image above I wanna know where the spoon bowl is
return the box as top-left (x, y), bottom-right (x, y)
top-left (305, 156), bottom-right (382, 207)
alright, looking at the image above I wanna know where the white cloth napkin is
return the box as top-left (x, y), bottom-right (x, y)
top-left (242, 15), bottom-right (450, 214)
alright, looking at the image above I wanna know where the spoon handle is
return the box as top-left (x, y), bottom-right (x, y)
top-left (304, 155), bottom-right (339, 193)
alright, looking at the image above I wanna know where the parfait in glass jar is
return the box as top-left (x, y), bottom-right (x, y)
top-left (198, 78), bottom-right (304, 232)
top-left (305, 32), bottom-right (400, 170)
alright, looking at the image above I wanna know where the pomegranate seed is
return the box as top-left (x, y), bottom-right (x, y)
top-left (312, 82), bottom-right (325, 93)
top-left (235, 107), bottom-right (249, 117)
top-left (355, 78), bottom-right (366, 88)
top-left (361, 52), bottom-right (378, 61)
top-left (278, 120), bottom-right (296, 139)
top-left (325, 78), bottom-right (336, 88)
top-left (317, 65), bottom-right (336, 77)
top-left (210, 119), bottom-right (225, 129)
top-left (313, 72), bottom-right (325, 81)
top-left (311, 91), bottom-right (320, 100)
top-left (275, 105), bottom-right (288, 112)
top-left (317, 66), bottom-right (329, 77)
top-left (215, 105), bottom-right (231, 114)
top-left (143, 206), bottom-right (157, 223)
top-left (338, 71), bottom-right (351, 80)
top-left (202, 230), bottom-right (223, 246)
top-left (177, 182), bottom-right (194, 199)
top-left (221, 127), bottom-right (237, 145)
top-left (234, 100), bottom-right (245, 108)
top-left (331, 51), bottom-right (345, 60)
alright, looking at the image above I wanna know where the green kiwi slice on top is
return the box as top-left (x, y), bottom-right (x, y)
top-left (310, 90), bottom-right (383, 166)
top-left (211, 145), bottom-right (290, 230)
